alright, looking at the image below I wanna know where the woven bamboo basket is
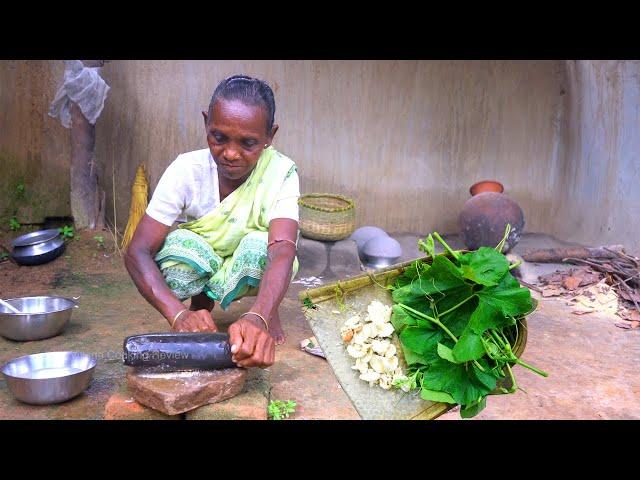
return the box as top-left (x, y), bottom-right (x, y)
top-left (298, 193), bottom-right (356, 241)
top-left (299, 255), bottom-right (534, 420)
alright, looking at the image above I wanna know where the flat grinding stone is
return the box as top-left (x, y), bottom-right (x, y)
top-left (126, 367), bottom-right (248, 415)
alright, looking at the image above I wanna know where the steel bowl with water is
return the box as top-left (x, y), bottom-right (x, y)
top-left (2, 351), bottom-right (96, 404)
top-left (0, 296), bottom-right (76, 341)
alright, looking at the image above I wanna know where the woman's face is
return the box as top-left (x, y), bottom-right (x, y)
top-left (204, 98), bottom-right (276, 182)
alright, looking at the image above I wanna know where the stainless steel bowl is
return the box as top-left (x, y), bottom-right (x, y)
top-left (362, 254), bottom-right (402, 270)
top-left (2, 351), bottom-right (96, 404)
top-left (11, 234), bottom-right (65, 266)
top-left (0, 296), bottom-right (76, 341)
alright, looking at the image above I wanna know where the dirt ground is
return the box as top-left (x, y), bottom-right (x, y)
top-left (0, 230), bottom-right (122, 296)
top-left (0, 228), bottom-right (639, 420)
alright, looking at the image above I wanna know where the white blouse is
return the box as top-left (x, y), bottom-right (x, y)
top-left (146, 148), bottom-right (300, 227)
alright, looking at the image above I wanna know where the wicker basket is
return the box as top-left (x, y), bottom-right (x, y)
top-left (298, 193), bottom-right (356, 241)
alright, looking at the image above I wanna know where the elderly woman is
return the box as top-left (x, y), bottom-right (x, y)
top-left (124, 75), bottom-right (299, 369)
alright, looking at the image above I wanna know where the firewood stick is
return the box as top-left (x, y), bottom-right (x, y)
top-left (519, 280), bottom-right (543, 293)
top-left (523, 245), bottom-right (625, 263)
top-left (604, 247), bottom-right (639, 267)
top-left (564, 258), bottom-right (637, 283)
top-left (613, 274), bottom-right (640, 313)
top-left (563, 258), bottom-right (620, 273)
top-left (611, 274), bottom-right (640, 288)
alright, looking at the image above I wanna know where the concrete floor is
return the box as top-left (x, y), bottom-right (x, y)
top-left (0, 230), bottom-right (638, 419)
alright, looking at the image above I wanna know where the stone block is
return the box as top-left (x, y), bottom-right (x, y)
top-left (126, 367), bottom-right (248, 416)
top-left (104, 385), bottom-right (180, 420)
top-left (186, 367), bottom-right (270, 420)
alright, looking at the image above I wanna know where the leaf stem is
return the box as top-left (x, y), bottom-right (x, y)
top-left (398, 303), bottom-right (486, 372)
top-left (438, 294), bottom-right (477, 318)
top-left (432, 232), bottom-right (460, 261)
top-left (513, 358), bottom-right (549, 377)
top-left (504, 363), bottom-right (518, 393)
top-left (495, 224), bottom-right (512, 253)
top-left (489, 328), bottom-right (548, 377)
top-left (398, 303), bottom-right (456, 342)
top-left (508, 260), bottom-right (522, 270)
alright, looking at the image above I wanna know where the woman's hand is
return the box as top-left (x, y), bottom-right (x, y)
top-left (172, 309), bottom-right (218, 332)
top-left (228, 314), bottom-right (275, 368)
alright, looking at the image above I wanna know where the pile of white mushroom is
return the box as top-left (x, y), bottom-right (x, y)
top-left (340, 300), bottom-right (407, 390)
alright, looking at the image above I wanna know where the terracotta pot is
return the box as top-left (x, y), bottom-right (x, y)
top-left (459, 185), bottom-right (524, 253)
top-left (469, 180), bottom-right (504, 196)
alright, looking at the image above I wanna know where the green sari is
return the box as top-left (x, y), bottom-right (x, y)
top-left (155, 147), bottom-right (299, 310)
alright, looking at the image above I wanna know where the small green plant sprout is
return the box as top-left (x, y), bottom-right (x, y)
top-left (268, 399), bottom-right (297, 420)
top-left (0, 252), bottom-right (9, 261)
top-left (9, 217), bottom-right (20, 231)
top-left (59, 225), bottom-right (75, 240)
top-left (302, 296), bottom-right (317, 311)
top-left (94, 235), bottom-right (105, 248)
top-left (16, 182), bottom-right (25, 197)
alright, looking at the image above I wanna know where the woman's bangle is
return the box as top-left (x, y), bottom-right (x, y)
top-left (240, 312), bottom-right (269, 332)
top-left (267, 238), bottom-right (297, 250)
top-left (171, 308), bottom-right (188, 327)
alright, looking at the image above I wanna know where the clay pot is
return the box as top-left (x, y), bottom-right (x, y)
top-left (469, 180), bottom-right (504, 196)
top-left (459, 183), bottom-right (524, 253)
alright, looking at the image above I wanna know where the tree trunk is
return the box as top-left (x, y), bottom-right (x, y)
top-left (70, 101), bottom-right (104, 229)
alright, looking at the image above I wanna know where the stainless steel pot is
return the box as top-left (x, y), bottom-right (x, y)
top-left (0, 296), bottom-right (76, 341)
top-left (11, 232), bottom-right (65, 266)
top-left (12, 229), bottom-right (61, 248)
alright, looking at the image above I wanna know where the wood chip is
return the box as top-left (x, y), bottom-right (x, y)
top-left (618, 289), bottom-right (640, 304)
top-left (572, 309), bottom-right (595, 315)
top-left (628, 310), bottom-right (640, 321)
top-left (542, 286), bottom-right (564, 297)
top-left (538, 271), bottom-right (566, 285)
top-left (615, 322), bottom-right (632, 329)
top-left (563, 276), bottom-right (583, 291)
top-left (579, 272), bottom-right (602, 286)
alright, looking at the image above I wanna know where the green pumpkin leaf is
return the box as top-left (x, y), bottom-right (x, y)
top-left (409, 255), bottom-right (466, 297)
top-left (399, 326), bottom-right (444, 357)
top-left (420, 388), bottom-right (456, 404)
top-left (422, 358), bottom-right (495, 405)
top-left (394, 260), bottom-right (430, 289)
top-left (390, 304), bottom-right (417, 332)
top-left (460, 396), bottom-right (487, 418)
top-left (459, 247), bottom-right (510, 286)
top-left (433, 284), bottom-right (476, 337)
top-left (440, 300), bottom-right (476, 338)
top-left (392, 284), bottom-right (430, 311)
top-left (452, 329), bottom-right (486, 362)
top-left (402, 347), bottom-right (432, 366)
top-left (468, 301), bottom-right (516, 335)
top-left (437, 342), bottom-right (460, 363)
top-left (476, 273), bottom-right (532, 317)
top-left (473, 358), bottom-right (502, 391)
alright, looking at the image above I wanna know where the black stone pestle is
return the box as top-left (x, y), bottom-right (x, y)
top-left (123, 332), bottom-right (237, 371)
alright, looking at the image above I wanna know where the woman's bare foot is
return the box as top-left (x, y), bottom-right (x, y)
top-left (269, 310), bottom-right (286, 345)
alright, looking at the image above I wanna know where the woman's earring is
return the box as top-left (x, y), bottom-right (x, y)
top-left (264, 144), bottom-right (269, 148)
